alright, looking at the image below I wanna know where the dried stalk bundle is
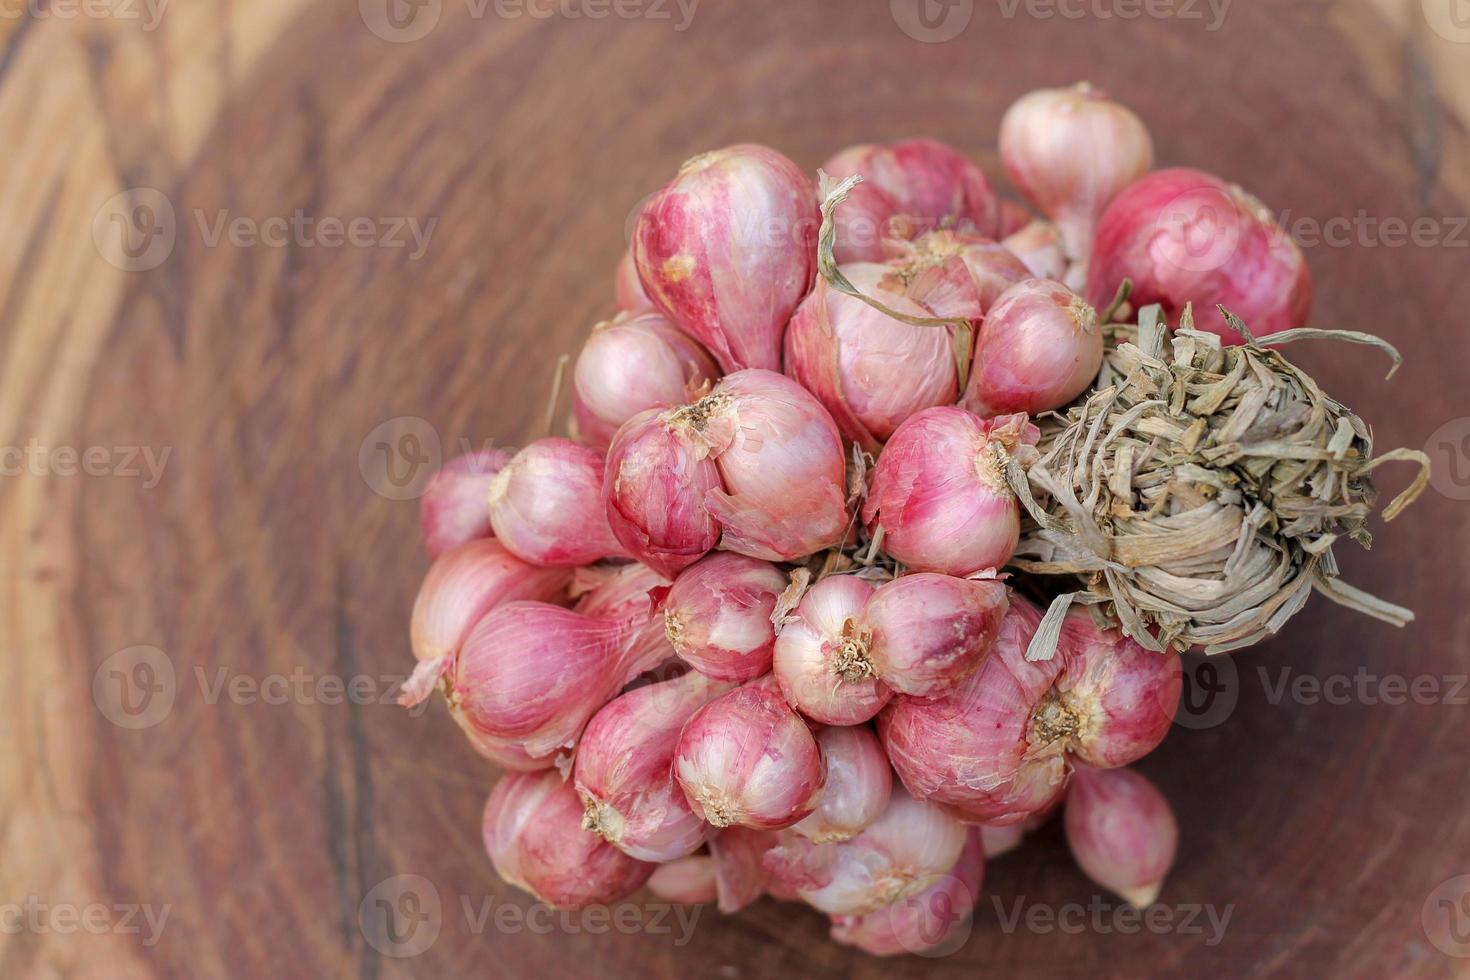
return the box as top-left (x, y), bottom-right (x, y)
top-left (1008, 304), bottom-right (1431, 657)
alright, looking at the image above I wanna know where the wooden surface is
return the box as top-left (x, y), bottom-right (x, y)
top-left (3, 1), bottom-right (1470, 976)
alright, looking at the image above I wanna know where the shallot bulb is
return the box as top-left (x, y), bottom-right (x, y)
top-left (830, 830), bottom-right (984, 957)
top-left (573, 561), bottom-right (676, 670)
top-left (675, 370), bottom-right (850, 561)
top-left (879, 600), bottom-right (1182, 825)
top-left (708, 827), bottom-right (784, 912)
top-left (774, 576), bottom-right (892, 726)
top-left (615, 248), bottom-right (654, 312)
top-left (661, 552), bottom-right (787, 682)
top-left (572, 311), bottom-right (719, 449)
top-left (823, 139), bottom-right (1001, 263)
top-left (979, 822), bottom-right (1027, 859)
top-left (763, 788), bottom-right (968, 916)
top-left (483, 770), bottom-right (653, 910)
top-left (603, 407), bottom-right (723, 578)
top-left (1064, 764), bottom-right (1178, 908)
top-left (1001, 83), bottom-right (1154, 278)
top-left (674, 676), bottom-right (825, 831)
top-left (864, 573), bottom-right (1009, 698)
top-left (488, 439), bottom-right (627, 566)
top-left (1002, 219), bottom-right (1068, 281)
top-left (647, 855), bottom-right (718, 905)
top-left (634, 144), bottom-right (818, 372)
top-left (1086, 167), bottom-right (1313, 341)
top-left (961, 278), bottom-right (1103, 418)
top-left (863, 408), bottom-right (1038, 576)
top-left (420, 449), bottom-right (513, 557)
top-left (575, 671), bottom-right (733, 862)
top-left (886, 230), bottom-right (1032, 316)
top-left (784, 262), bottom-right (959, 453)
top-left (793, 725), bottom-right (893, 844)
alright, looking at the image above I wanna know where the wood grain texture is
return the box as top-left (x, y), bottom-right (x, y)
top-left (2, 1), bottom-right (1469, 977)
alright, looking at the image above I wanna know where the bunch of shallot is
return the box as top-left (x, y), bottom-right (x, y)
top-left (396, 81), bottom-right (1424, 960)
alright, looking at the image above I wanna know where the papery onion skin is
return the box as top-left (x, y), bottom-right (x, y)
top-left (1085, 167), bottom-right (1313, 341)
top-left (774, 576), bottom-right (892, 726)
top-left (830, 829), bottom-right (984, 957)
top-left (483, 770), bottom-right (654, 910)
top-left (572, 312), bottom-right (719, 450)
top-left (763, 788), bottom-right (969, 917)
top-left (604, 408), bottom-right (724, 578)
top-left (674, 675), bottom-right (825, 832)
top-left (648, 855), bottom-right (719, 905)
top-left (785, 263), bottom-right (958, 453)
top-left (1065, 764), bottom-right (1178, 908)
top-left (1002, 220), bottom-right (1068, 281)
top-left (823, 139), bottom-right (1002, 264)
top-left (420, 449), bottom-right (513, 557)
top-left (488, 439), bottom-right (628, 566)
top-left (863, 408), bottom-right (1038, 576)
top-left (1001, 83), bottom-right (1154, 272)
top-left (575, 671), bottom-right (734, 862)
top-left (961, 278), bottom-right (1103, 419)
top-left (634, 145), bottom-right (818, 373)
top-left (864, 573), bottom-right (1009, 698)
top-left (793, 725), bottom-right (893, 844)
top-left (661, 552), bottom-right (787, 682)
top-left (681, 370), bottom-right (850, 561)
top-left (615, 248), bottom-right (654, 312)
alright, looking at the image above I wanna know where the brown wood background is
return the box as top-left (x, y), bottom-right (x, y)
top-left (3, 0), bottom-right (1469, 976)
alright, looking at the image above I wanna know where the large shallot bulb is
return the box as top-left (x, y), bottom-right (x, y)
top-left (483, 770), bottom-right (653, 910)
top-left (1086, 167), bottom-right (1313, 341)
top-left (419, 449), bottom-right (513, 557)
top-left (793, 725), bottom-right (893, 844)
top-left (575, 671), bottom-right (733, 862)
top-left (822, 139), bottom-right (1001, 263)
top-left (1064, 764), bottom-right (1178, 908)
top-left (660, 552), bottom-right (787, 682)
top-left (863, 408), bottom-right (1038, 576)
top-left (572, 311), bottom-right (719, 449)
top-left (961, 278), bottom-right (1103, 418)
top-left (488, 438), bottom-right (627, 566)
top-left (634, 144), bottom-right (818, 372)
top-left (830, 830), bottom-right (985, 957)
top-left (774, 575), bottom-right (891, 725)
top-left (674, 676), bottom-right (825, 831)
top-left (863, 573), bottom-right (1009, 698)
top-left (1001, 83), bottom-right (1154, 279)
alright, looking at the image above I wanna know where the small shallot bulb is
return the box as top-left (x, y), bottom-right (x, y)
top-left (603, 407), bottom-right (723, 578)
top-left (885, 230), bottom-right (1031, 316)
top-left (615, 248), bottom-right (654, 312)
top-left (879, 600), bottom-right (1182, 825)
top-left (647, 856), bottom-right (718, 905)
top-left (830, 830), bottom-right (985, 957)
top-left (784, 262), bottom-right (959, 453)
top-left (863, 408), bottom-right (1039, 576)
top-left (822, 139), bottom-right (1001, 263)
top-left (961, 278), bottom-right (1103, 418)
top-left (488, 438), bottom-right (627, 566)
top-left (675, 370), bottom-right (850, 561)
top-left (708, 827), bottom-right (783, 912)
top-left (1064, 765), bottom-right (1178, 908)
top-left (1002, 219), bottom-right (1068, 281)
top-left (774, 576), bottom-right (892, 726)
top-left (793, 725), bottom-right (893, 844)
top-left (763, 788), bottom-right (969, 916)
top-left (1086, 167), bottom-right (1313, 341)
top-left (1000, 83), bottom-right (1154, 275)
top-left (674, 676), bottom-right (825, 831)
top-left (634, 144), bottom-right (818, 372)
top-left (661, 552), bottom-right (787, 682)
top-left (575, 671), bottom-right (734, 862)
top-left (864, 574), bottom-right (1009, 697)
top-left (979, 822), bottom-right (1027, 859)
top-left (483, 770), bottom-right (653, 910)
top-left (572, 311), bottom-right (719, 449)
top-left (419, 449), bottom-right (513, 557)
